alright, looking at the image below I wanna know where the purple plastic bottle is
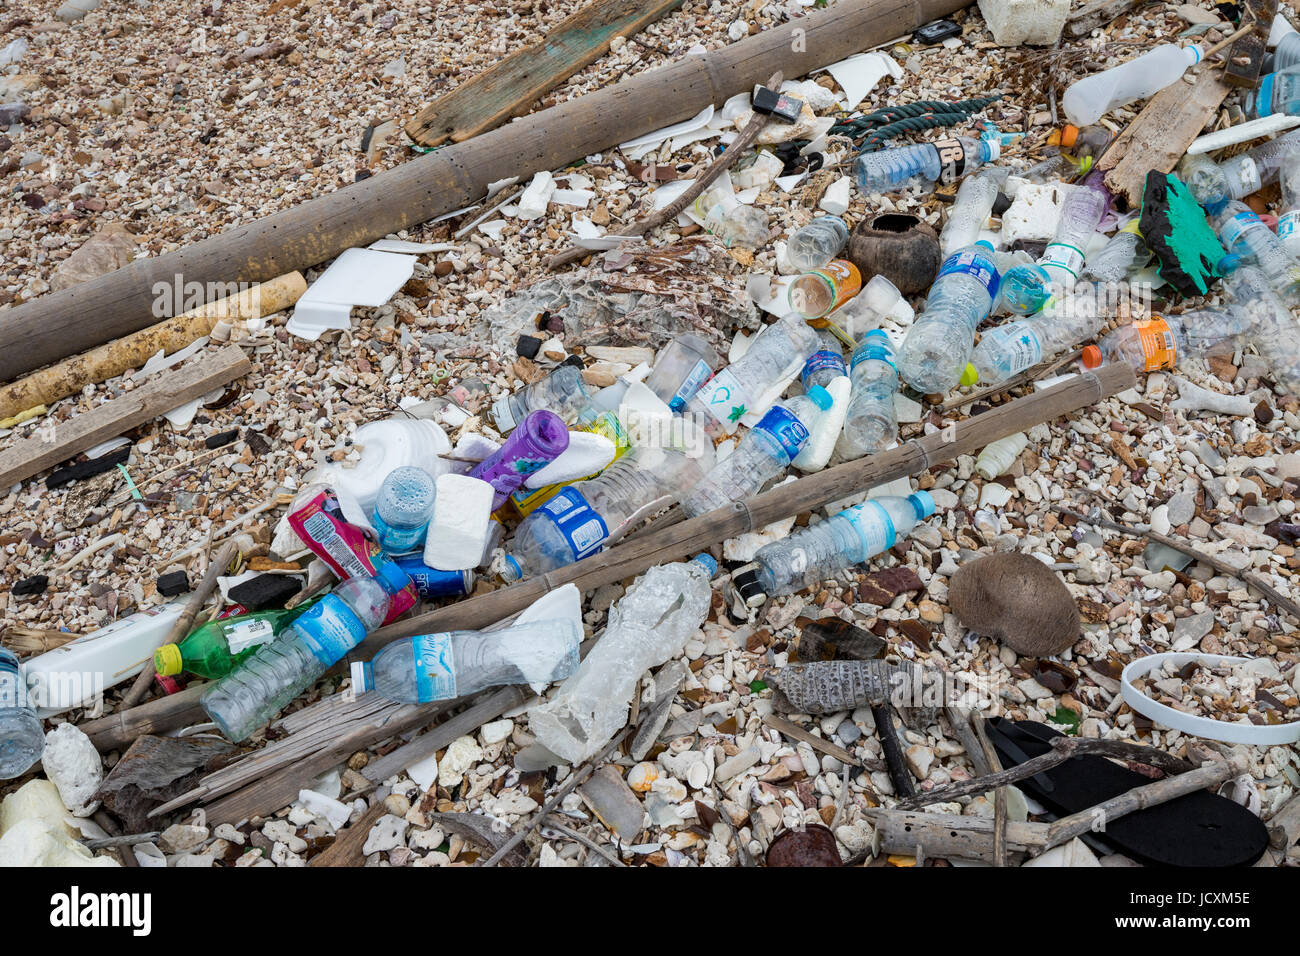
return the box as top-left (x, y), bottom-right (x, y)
top-left (469, 409), bottom-right (570, 510)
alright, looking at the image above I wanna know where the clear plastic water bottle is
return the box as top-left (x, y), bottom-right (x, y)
top-left (685, 313), bottom-right (822, 435)
top-left (680, 390), bottom-right (831, 518)
top-left (837, 329), bottom-right (899, 459)
top-left (0, 648), bottom-right (43, 779)
top-left (501, 424), bottom-right (715, 581)
top-left (351, 619), bottom-right (581, 704)
top-left (1039, 184), bottom-right (1108, 286)
top-left (1178, 133), bottom-right (1300, 206)
top-left (1208, 199), bottom-right (1300, 302)
top-left (971, 306), bottom-right (1103, 385)
top-left (733, 493), bottom-right (935, 602)
top-left (372, 466), bottom-right (436, 554)
top-left (490, 360), bottom-right (590, 433)
top-left (1062, 43), bottom-right (1204, 126)
top-left (1273, 17), bottom-right (1300, 72)
top-left (1080, 310), bottom-right (1253, 374)
top-left (1081, 222), bottom-right (1151, 283)
top-left (644, 333), bottom-right (721, 412)
top-left (1225, 265), bottom-right (1300, 393)
top-left (786, 216), bottom-right (850, 272)
top-left (529, 555), bottom-right (716, 763)
top-left (940, 168), bottom-right (1008, 256)
top-left (1278, 148), bottom-right (1300, 259)
top-left (201, 576), bottom-right (393, 741)
top-left (700, 197), bottom-right (769, 249)
top-left (855, 133), bottom-right (1002, 194)
top-left (1250, 64), bottom-right (1300, 118)
top-left (801, 330), bottom-right (848, 390)
top-left (897, 241), bottom-right (1001, 394)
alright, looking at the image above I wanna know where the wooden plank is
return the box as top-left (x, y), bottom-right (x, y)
top-left (405, 0), bottom-right (684, 147)
top-left (1223, 0), bottom-right (1277, 89)
top-left (0, 345), bottom-right (251, 490)
top-left (1098, 67), bottom-right (1232, 210)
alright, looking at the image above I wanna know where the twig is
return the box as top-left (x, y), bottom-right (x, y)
top-left (764, 712), bottom-right (862, 767)
top-left (1052, 505), bottom-right (1300, 622)
top-left (1200, 21), bottom-right (1256, 62)
top-left (872, 703), bottom-right (916, 799)
top-left (969, 714), bottom-right (1007, 868)
top-left (59, 533), bottom-right (125, 572)
top-left (940, 349), bottom-right (1081, 412)
top-left (547, 70), bottom-right (783, 269)
top-left (542, 815), bottom-right (628, 867)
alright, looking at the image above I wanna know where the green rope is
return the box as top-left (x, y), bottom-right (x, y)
top-left (830, 94), bottom-right (1002, 153)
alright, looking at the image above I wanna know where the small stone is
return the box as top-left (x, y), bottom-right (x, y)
top-left (904, 744), bottom-right (934, 779)
top-left (917, 600), bottom-right (944, 624)
top-left (362, 814), bottom-right (408, 855)
top-left (1171, 611), bottom-right (1215, 651)
top-left (159, 823), bottom-right (209, 853)
top-left (1166, 493), bottom-right (1195, 527)
top-left (437, 736), bottom-right (483, 788)
top-left (481, 719), bottom-right (513, 745)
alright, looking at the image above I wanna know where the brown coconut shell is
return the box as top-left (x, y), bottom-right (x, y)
top-left (846, 213), bottom-right (940, 295)
top-left (948, 553), bottom-right (1080, 657)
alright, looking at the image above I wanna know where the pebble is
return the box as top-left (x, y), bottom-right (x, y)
top-left (362, 814), bottom-right (408, 855)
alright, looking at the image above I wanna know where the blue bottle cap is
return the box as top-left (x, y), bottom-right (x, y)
top-left (974, 239), bottom-right (995, 252)
top-left (374, 558), bottom-right (413, 596)
top-left (691, 553), bottom-right (719, 577)
top-left (806, 385), bottom-right (833, 411)
top-left (909, 490), bottom-right (937, 519)
top-left (1218, 252), bottom-right (1242, 274)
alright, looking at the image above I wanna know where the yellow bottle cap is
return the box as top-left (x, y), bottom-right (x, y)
top-left (960, 364), bottom-right (979, 387)
top-left (154, 643), bottom-right (183, 677)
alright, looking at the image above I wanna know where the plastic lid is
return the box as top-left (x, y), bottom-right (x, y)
top-left (959, 363), bottom-right (979, 387)
top-left (374, 559), bottom-right (413, 597)
top-left (501, 555), bottom-right (523, 582)
top-left (1257, 71), bottom-right (1278, 118)
top-left (1218, 252), bottom-right (1242, 274)
top-left (806, 385), bottom-right (833, 411)
top-left (349, 661), bottom-right (373, 694)
top-left (154, 643), bottom-right (183, 677)
top-left (691, 553), bottom-right (719, 577)
top-left (1057, 124), bottom-right (1080, 149)
top-left (1080, 344), bottom-right (1103, 369)
top-left (909, 490), bottom-right (937, 519)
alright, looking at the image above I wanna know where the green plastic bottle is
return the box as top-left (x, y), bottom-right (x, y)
top-left (154, 604), bottom-right (313, 680)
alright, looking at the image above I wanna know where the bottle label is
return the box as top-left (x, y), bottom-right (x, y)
top-left (931, 138), bottom-right (968, 184)
top-left (1135, 316), bottom-right (1177, 371)
top-left (1041, 242), bottom-right (1085, 281)
top-left (1220, 210), bottom-right (1261, 250)
top-left (938, 249), bottom-right (1000, 298)
top-left (841, 500), bottom-right (895, 560)
top-left (1227, 157), bottom-right (1262, 198)
top-left (850, 332), bottom-right (896, 371)
top-left (693, 367), bottom-right (754, 426)
top-left (412, 633), bottom-right (456, 703)
top-left (756, 405), bottom-right (811, 462)
top-left (801, 350), bottom-right (847, 387)
top-left (669, 359), bottom-right (714, 412)
top-left (225, 618), bottom-right (277, 655)
top-left (0, 651), bottom-right (27, 710)
top-left (982, 322), bottom-right (1044, 373)
top-left (537, 486), bottom-right (609, 561)
top-left (1280, 210), bottom-right (1300, 242)
top-left (295, 593), bottom-right (368, 666)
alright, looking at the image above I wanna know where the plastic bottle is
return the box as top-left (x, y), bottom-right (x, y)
top-left (975, 433), bottom-right (1029, 480)
top-left (468, 409), bottom-right (570, 511)
top-left (1038, 184), bottom-right (1109, 287)
top-left (1047, 124), bottom-right (1112, 166)
top-left (897, 241), bottom-right (1002, 394)
top-left (855, 133), bottom-right (1002, 194)
top-left (372, 466), bottom-right (437, 554)
top-left (0, 648), bottom-right (44, 780)
top-left (154, 605), bottom-right (312, 680)
top-left (643, 333), bottom-right (721, 412)
top-left (1062, 44), bottom-right (1204, 127)
top-left (1278, 149), bottom-right (1300, 259)
top-left (1271, 13), bottom-right (1300, 72)
top-left (490, 360), bottom-right (590, 433)
top-left (351, 619), bottom-right (581, 703)
top-left (788, 259), bottom-right (862, 319)
top-left (501, 425), bottom-right (715, 581)
top-left (971, 307), bottom-right (1103, 385)
top-left (1251, 64), bottom-right (1300, 118)
top-left (786, 216), bottom-right (850, 272)
top-left (685, 313), bottom-right (823, 435)
top-left (837, 329), bottom-right (899, 459)
top-left (1208, 199), bottom-right (1300, 302)
top-left (734, 493), bottom-right (935, 602)
top-left (801, 330), bottom-right (847, 390)
top-left (1080, 311), bottom-right (1253, 374)
top-left (940, 168), bottom-right (1008, 256)
top-left (1081, 221), bottom-right (1151, 283)
top-left (680, 390), bottom-right (831, 518)
top-left (1224, 265), bottom-right (1300, 393)
top-left (700, 197), bottom-right (769, 249)
top-left (201, 576), bottom-right (393, 742)
top-left (529, 555), bottom-right (716, 763)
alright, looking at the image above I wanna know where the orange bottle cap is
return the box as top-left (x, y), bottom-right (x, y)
top-left (1081, 344), bottom-right (1102, 369)
top-left (1059, 124), bottom-right (1080, 148)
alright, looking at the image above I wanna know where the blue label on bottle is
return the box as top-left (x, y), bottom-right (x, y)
top-left (537, 486), bottom-right (610, 561)
top-left (1280, 211), bottom-right (1300, 241)
top-left (412, 633), bottom-right (456, 703)
top-left (850, 330), bottom-right (896, 371)
top-left (0, 649), bottom-right (25, 711)
top-left (801, 350), bottom-right (847, 388)
top-left (669, 359), bottom-right (714, 412)
top-left (372, 512), bottom-right (428, 555)
top-left (1221, 210), bottom-right (1261, 250)
top-left (756, 405), bottom-right (810, 462)
top-left (841, 500), bottom-right (896, 561)
top-left (294, 593), bottom-right (368, 666)
top-left (938, 249), bottom-right (1000, 298)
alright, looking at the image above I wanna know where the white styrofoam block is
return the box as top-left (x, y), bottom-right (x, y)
top-left (516, 171), bottom-right (556, 220)
top-left (794, 375), bottom-right (849, 473)
top-left (818, 176), bottom-right (851, 216)
top-left (524, 431), bottom-right (617, 488)
top-left (1001, 181), bottom-right (1068, 246)
top-left (297, 788), bottom-right (353, 830)
top-left (978, 0), bottom-right (1068, 46)
top-left (41, 723), bottom-right (103, 817)
top-left (0, 819), bottom-right (119, 867)
top-left (0, 779), bottom-right (75, 839)
top-left (286, 248), bottom-right (416, 341)
top-left (424, 475), bottom-right (494, 571)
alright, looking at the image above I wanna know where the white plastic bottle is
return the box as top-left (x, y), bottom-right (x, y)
top-left (0, 649), bottom-right (44, 779)
top-left (855, 133), bottom-right (1002, 194)
top-left (685, 314), bottom-right (823, 435)
top-left (201, 576), bottom-right (393, 742)
top-left (680, 389), bottom-right (831, 517)
top-left (312, 416), bottom-right (452, 517)
top-left (837, 329), bottom-right (899, 459)
top-left (529, 555), bottom-right (716, 764)
top-left (736, 493), bottom-right (935, 602)
top-left (975, 433), bottom-right (1029, 480)
top-left (940, 168), bottom-right (1008, 256)
top-left (351, 619), bottom-right (581, 703)
top-left (1062, 44), bottom-right (1204, 127)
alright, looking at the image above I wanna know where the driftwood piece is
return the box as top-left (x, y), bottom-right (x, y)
top-left (1066, 0), bottom-right (1147, 36)
top-left (94, 734), bottom-right (234, 833)
top-left (763, 712), bottom-right (862, 767)
top-left (869, 808), bottom-right (1044, 862)
top-left (1222, 0), bottom-right (1276, 89)
top-left (308, 799), bottom-right (387, 867)
top-left (969, 714), bottom-right (1007, 868)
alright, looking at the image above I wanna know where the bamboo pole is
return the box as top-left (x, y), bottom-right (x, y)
top-left (0, 0), bottom-right (972, 382)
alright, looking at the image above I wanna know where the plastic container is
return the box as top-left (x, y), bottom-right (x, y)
top-left (788, 259), bottom-right (862, 319)
top-left (1062, 43), bottom-right (1204, 126)
top-left (643, 333), bottom-right (721, 412)
top-left (786, 216), bottom-right (850, 272)
top-left (154, 605), bottom-right (310, 680)
top-left (313, 416), bottom-right (451, 517)
top-left (975, 432), bottom-right (1029, 480)
top-left (1251, 64), bottom-right (1300, 118)
top-left (837, 329), bottom-right (899, 459)
top-left (351, 618), bottom-right (581, 703)
top-left (701, 200), bottom-right (769, 249)
top-left (971, 308), bottom-right (1103, 385)
top-left (1037, 184), bottom-right (1109, 287)
top-left (490, 361), bottom-right (591, 433)
top-left (0, 648), bottom-right (44, 780)
top-left (529, 555), bottom-right (716, 763)
top-left (1047, 124), bottom-right (1112, 164)
top-left (800, 330), bottom-right (847, 391)
top-left (468, 409), bottom-right (570, 511)
top-left (940, 168), bottom-right (1007, 256)
top-left (1081, 311), bottom-right (1252, 374)
top-left (373, 466), bottom-right (437, 554)
top-left (855, 133), bottom-right (1002, 194)
top-left (1081, 221), bottom-right (1151, 283)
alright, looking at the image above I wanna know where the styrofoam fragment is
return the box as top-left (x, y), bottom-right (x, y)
top-left (423, 475), bottom-right (494, 571)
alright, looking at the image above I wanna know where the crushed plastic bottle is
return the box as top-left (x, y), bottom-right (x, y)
top-left (1038, 184), bottom-right (1108, 287)
top-left (643, 333), bottom-right (721, 412)
top-left (490, 360), bottom-right (590, 433)
top-left (971, 306), bottom-right (1103, 385)
top-left (201, 575), bottom-right (394, 742)
top-left (855, 133), bottom-right (1002, 194)
top-left (1208, 199), bottom-right (1300, 302)
top-left (0, 648), bottom-right (43, 780)
top-left (732, 493), bottom-right (935, 603)
top-left (1178, 133), bottom-right (1300, 207)
top-left (372, 466), bottom-right (436, 554)
top-left (788, 259), bottom-right (862, 319)
top-left (940, 167), bottom-right (1008, 256)
top-left (685, 313), bottom-right (822, 435)
top-left (897, 241), bottom-right (1001, 394)
top-left (681, 389), bottom-right (830, 517)
top-left (1081, 220), bottom-right (1152, 283)
top-left (1062, 43), bottom-right (1204, 126)
top-left (837, 329), bottom-right (899, 459)
top-left (830, 274), bottom-right (913, 340)
top-left (154, 605), bottom-right (312, 680)
top-left (975, 433), bottom-right (1029, 480)
top-left (1278, 148), bottom-right (1300, 259)
top-left (1080, 310), bottom-right (1254, 374)
top-left (351, 619), bottom-right (581, 703)
top-left (699, 193), bottom-right (769, 249)
top-left (529, 555), bottom-right (716, 763)
top-left (786, 216), bottom-right (850, 272)
top-left (1223, 265), bottom-right (1300, 394)
top-left (1046, 124), bottom-right (1112, 166)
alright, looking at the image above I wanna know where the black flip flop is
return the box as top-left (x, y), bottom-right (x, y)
top-left (985, 718), bottom-right (1268, 867)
